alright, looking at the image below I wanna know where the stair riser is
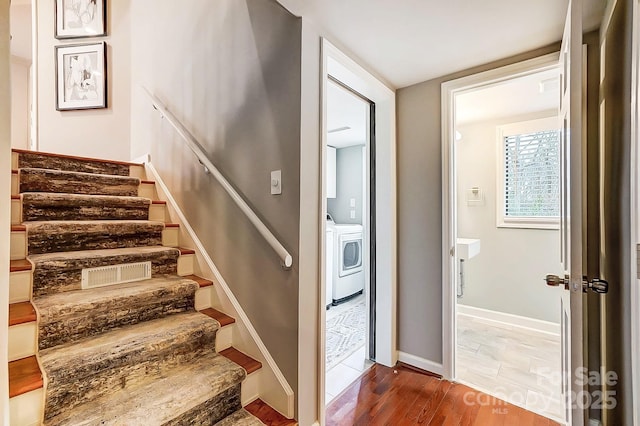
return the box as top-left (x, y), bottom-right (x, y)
top-left (8, 323), bottom-right (37, 362)
top-left (38, 283), bottom-right (198, 350)
top-left (162, 384), bottom-right (241, 426)
top-left (10, 230), bottom-right (27, 260)
top-left (11, 198), bottom-right (20, 225)
top-left (215, 325), bottom-right (234, 353)
top-left (17, 152), bottom-right (132, 176)
top-left (26, 224), bottom-right (164, 255)
top-left (22, 203), bottom-right (150, 222)
top-left (9, 388), bottom-right (43, 426)
top-left (194, 285), bottom-right (212, 311)
top-left (32, 252), bottom-right (179, 297)
top-left (43, 325), bottom-right (218, 420)
top-left (149, 203), bottom-right (166, 222)
top-left (177, 254), bottom-right (194, 276)
top-left (13, 227), bottom-right (178, 258)
top-left (10, 271), bottom-right (31, 303)
top-left (20, 169), bottom-right (140, 197)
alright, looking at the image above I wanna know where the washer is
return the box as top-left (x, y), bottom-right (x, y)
top-left (330, 223), bottom-right (364, 304)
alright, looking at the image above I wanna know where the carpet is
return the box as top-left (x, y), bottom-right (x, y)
top-left (326, 301), bottom-right (366, 370)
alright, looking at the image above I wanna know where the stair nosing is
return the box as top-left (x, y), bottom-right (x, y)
top-left (9, 356), bottom-right (43, 398)
top-left (200, 308), bottom-right (235, 327)
top-left (219, 347), bottom-right (262, 375)
top-left (9, 301), bottom-right (37, 326)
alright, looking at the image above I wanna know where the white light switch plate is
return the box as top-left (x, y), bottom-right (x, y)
top-left (271, 170), bottom-right (282, 195)
top-left (350, 198), bottom-right (356, 207)
top-left (350, 210), bottom-right (356, 219)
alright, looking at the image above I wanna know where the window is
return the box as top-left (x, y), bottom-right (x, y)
top-left (497, 117), bottom-right (560, 229)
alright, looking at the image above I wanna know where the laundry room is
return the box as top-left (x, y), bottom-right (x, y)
top-left (324, 78), bottom-right (373, 404)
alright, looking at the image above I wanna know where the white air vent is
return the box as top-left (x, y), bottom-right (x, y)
top-left (81, 262), bottom-right (152, 290)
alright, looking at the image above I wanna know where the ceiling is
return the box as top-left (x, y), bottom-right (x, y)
top-left (456, 67), bottom-right (560, 125)
top-left (276, 0), bottom-right (606, 88)
top-left (326, 80), bottom-right (369, 148)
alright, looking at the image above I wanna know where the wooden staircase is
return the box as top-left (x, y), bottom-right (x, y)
top-left (7, 149), bottom-right (293, 426)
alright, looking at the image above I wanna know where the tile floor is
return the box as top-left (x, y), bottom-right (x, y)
top-left (456, 313), bottom-right (564, 422)
top-left (325, 295), bottom-right (373, 404)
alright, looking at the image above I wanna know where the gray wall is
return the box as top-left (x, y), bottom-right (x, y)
top-left (456, 113), bottom-right (560, 323)
top-left (328, 145), bottom-right (364, 224)
top-left (129, 0), bottom-right (302, 396)
top-left (396, 44), bottom-right (562, 364)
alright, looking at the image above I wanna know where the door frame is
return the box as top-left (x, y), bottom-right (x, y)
top-left (631, 0), bottom-right (640, 423)
top-left (440, 52), bottom-right (560, 380)
top-left (318, 38), bottom-right (396, 419)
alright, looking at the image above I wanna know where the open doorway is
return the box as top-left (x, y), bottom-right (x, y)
top-left (324, 77), bottom-right (375, 404)
top-left (10, 0), bottom-right (34, 151)
top-left (450, 64), bottom-right (564, 421)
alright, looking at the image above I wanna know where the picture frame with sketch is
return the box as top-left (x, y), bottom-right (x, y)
top-left (55, 42), bottom-right (107, 111)
top-left (55, 0), bottom-right (106, 39)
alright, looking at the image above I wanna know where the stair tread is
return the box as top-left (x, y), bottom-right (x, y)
top-left (46, 350), bottom-right (245, 426)
top-left (179, 247), bottom-right (196, 255)
top-left (245, 399), bottom-right (296, 425)
top-left (22, 192), bottom-right (153, 222)
top-left (10, 259), bottom-right (32, 272)
top-left (11, 224), bottom-right (26, 232)
top-left (35, 275), bottom-right (200, 349)
top-left (220, 347), bottom-right (262, 375)
top-left (39, 311), bottom-right (219, 367)
top-left (25, 220), bottom-right (166, 255)
top-left (9, 356), bottom-right (43, 398)
top-left (201, 308), bottom-right (236, 327)
top-left (215, 409), bottom-right (265, 426)
top-left (185, 274), bottom-right (214, 288)
top-left (19, 168), bottom-right (141, 197)
top-left (9, 301), bottom-right (36, 326)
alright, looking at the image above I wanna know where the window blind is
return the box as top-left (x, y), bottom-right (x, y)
top-left (504, 130), bottom-right (560, 217)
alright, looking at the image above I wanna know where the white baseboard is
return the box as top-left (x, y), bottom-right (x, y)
top-left (397, 351), bottom-right (443, 376)
top-left (457, 304), bottom-right (560, 336)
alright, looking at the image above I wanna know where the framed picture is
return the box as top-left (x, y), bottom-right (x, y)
top-left (55, 0), bottom-right (106, 39)
top-left (55, 42), bottom-right (107, 111)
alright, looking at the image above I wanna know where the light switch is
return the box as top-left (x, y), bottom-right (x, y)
top-left (271, 170), bottom-right (282, 195)
top-left (350, 210), bottom-right (356, 219)
top-left (350, 198), bottom-right (356, 207)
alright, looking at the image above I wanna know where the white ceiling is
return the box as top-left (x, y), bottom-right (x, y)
top-left (277, 0), bottom-right (606, 88)
top-left (326, 80), bottom-right (369, 148)
top-left (456, 67), bottom-right (560, 125)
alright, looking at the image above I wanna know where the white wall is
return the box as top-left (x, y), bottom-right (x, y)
top-left (10, 58), bottom-right (29, 149)
top-left (327, 145), bottom-right (364, 224)
top-left (456, 112), bottom-right (561, 323)
top-left (1, 0), bottom-right (12, 422)
top-left (34, 1), bottom-right (131, 160)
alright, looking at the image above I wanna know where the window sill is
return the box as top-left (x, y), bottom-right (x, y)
top-left (497, 219), bottom-right (560, 230)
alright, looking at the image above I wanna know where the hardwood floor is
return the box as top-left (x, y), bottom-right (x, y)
top-left (325, 364), bottom-right (561, 425)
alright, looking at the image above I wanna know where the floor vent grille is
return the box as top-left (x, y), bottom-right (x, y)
top-left (81, 262), bottom-right (152, 289)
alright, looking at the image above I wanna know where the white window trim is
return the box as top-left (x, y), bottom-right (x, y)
top-left (496, 116), bottom-right (561, 230)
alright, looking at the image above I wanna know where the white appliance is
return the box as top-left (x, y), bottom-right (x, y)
top-left (327, 220), bottom-right (364, 304)
top-left (325, 228), bottom-right (334, 309)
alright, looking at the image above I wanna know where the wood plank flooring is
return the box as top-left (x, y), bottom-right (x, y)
top-left (245, 399), bottom-right (297, 425)
top-left (325, 363), bottom-right (561, 425)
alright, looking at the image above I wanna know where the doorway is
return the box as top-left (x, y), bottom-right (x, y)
top-left (443, 56), bottom-right (566, 422)
top-left (324, 77), bottom-right (375, 404)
